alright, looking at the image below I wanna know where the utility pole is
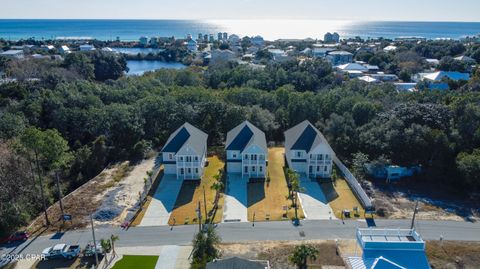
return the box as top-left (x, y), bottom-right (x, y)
top-left (197, 201), bottom-right (202, 232)
top-left (90, 214), bottom-right (99, 268)
top-left (410, 200), bottom-right (419, 230)
top-left (55, 172), bottom-right (65, 224)
top-left (34, 153), bottom-right (50, 226)
top-left (203, 186), bottom-right (208, 224)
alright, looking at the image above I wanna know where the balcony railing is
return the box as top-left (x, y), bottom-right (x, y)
top-left (176, 161), bottom-right (201, 167)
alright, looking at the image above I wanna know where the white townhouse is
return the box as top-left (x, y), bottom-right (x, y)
top-left (161, 123), bottom-right (208, 179)
top-left (226, 121), bottom-right (268, 178)
top-left (284, 120), bottom-right (334, 178)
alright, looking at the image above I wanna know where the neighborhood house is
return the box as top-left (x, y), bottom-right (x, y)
top-left (285, 120), bottom-right (334, 178)
top-left (226, 121), bottom-right (268, 178)
top-left (346, 228), bottom-right (430, 269)
top-left (161, 122), bottom-right (208, 179)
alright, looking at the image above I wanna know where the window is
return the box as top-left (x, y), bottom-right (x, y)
top-left (309, 166), bottom-right (313, 173)
top-left (244, 154), bottom-right (249, 160)
top-left (188, 168), bottom-right (191, 173)
top-left (233, 153), bottom-right (237, 158)
top-left (259, 166), bottom-right (263, 172)
top-left (297, 151), bottom-right (301, 158)
top-left (196, 168), bottom-right (199, 173)
top-left (169, 153), bottom-right (173, 159)
top-left (244, 166), bottom-right (248, 173)
top-left (319, 154), bottom-right (323, 160)
top-left (180, 168), bottom-right (184, 174)
top-left (253, 154), bottom-right (257, 160)
top-left (195, 156), bottom-right (198, 161)
top-left (325, 154), bottom-right (330, 160)
top-left (317, 166), bottom-right (320, 172)
top-left (186, 156), bottom-right (191, 162)
top-left (180, 156), bottom-right (183, 161)
top-left (324, 166), bottom-right (328, 172)
top-left (252, 166), bottom-right (256, 172)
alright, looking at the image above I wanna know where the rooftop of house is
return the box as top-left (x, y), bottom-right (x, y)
top-left (421, 71), bottom-right (470, 81)
top-left (206, 257), bottom-right (267, 269)
top-left (328, 50), bottom-right (353, 56)
top-left (347, 228), bottom-right (430, 269)
top-left (161, 122), bottom-right (208, 155)
top-left (226, 120), bottom-right (267, 153)
top-left (357, 228), bottom-right (425, 250)
top-left (337, 63), bottom-right (368, 71)
top-left (284, 120), bottom-right (334, 154)
top-left (0, 50), bottom-right (24, 55)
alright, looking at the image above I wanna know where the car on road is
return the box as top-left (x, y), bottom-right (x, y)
top-left (84, 241), bottom-right (104, 257)
top-left (42, 243), bottom-right (81, 260)
top-left (0, 231), bottom-right (30, 244)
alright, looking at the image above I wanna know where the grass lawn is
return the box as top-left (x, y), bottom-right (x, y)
top-left (168, 155), bottom-right (225, 225)
top-left (111, 255), bottom-right (158, 269)
top-left (320, 173), bottom-right (364, 219)
top-left (247, 147), bottom-right (305, 222)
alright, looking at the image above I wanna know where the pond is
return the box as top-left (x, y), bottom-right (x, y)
top-left (126, 60), bottom-right (187, 76)
top-left (111, 47), bottom-right (165, 55)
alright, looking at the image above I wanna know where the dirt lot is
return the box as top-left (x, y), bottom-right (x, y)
top-left (247, 148), bottom-right (305, 222)
top-left (218, 240), bottom-right (480, 269)
top-left (168, 155), bottom-right (225, 225)
top-left (363, 177), bottom-right (480, 221)
top-left (426, 241), bottom-right (480, 269)
top-left (219, 240), bottom-right (345, 269)
top-left (29, 256), bottom-right (100, 269)
top-left (28, 154), bottom-right (160, 233)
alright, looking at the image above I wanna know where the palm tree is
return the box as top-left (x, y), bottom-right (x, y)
top-left (289, 244), bottom-right (319, 269)
top-left (110, 234), bottom-right (119, 256)
top-left (286, 168), bottom-right (302, 222)
top-left (191, 226), bottom-right (221, 269)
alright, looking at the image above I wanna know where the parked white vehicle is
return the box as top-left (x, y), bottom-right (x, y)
top-left (42, 243), bottom-right (81, 260)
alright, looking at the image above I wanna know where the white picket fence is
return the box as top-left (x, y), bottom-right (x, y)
top-left (333, 156), bottom-right (373, 210)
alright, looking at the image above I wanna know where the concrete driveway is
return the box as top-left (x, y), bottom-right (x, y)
top-left (222, 174), bottom-right (248, 222)
top-left (139, 174), bottom-right (183, 226)
top-left (298, 175), bottom-right (336, 220)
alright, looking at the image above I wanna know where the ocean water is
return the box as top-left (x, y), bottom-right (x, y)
top-left (0, 19), bottom-right (479, 41)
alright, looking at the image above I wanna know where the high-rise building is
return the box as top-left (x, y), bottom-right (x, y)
top-left (217, 32), bottom-right (223, 40)
top-left (223, 32), bottom-right (228, 40)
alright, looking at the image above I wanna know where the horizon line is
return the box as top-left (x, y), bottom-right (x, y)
top-left (0, 18), bottom-right (480, 23)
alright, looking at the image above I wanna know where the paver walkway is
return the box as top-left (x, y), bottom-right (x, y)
top-left (222, 174), bottom-right (248, 222)
top-left (139, 175), bottom-right (184, 226)
top-left (155, 245), bottom-right (180, 269)
top-left (298, 175), bottom-right (336, 220)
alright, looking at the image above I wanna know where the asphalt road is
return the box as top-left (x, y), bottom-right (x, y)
top-left (1, 219), bottom-right (480, 258)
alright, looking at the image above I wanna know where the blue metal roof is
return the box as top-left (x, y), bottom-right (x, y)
top-left (226, 125), bottom-right (253, 151)
top-left (162, 127), bottom-right (190, 153)
top-left (291, 124), bottom-right (317, 151)
top-left (363, 249), bottom-right (430, 269)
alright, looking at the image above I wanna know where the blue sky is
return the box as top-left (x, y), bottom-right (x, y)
top-left (1, 0), bottom-right (479, 21)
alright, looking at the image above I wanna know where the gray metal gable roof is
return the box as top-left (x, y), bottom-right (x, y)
top-left (161, 122), bottom-right (208, 155)
top-left (226, 121), bottom-right (267, 153)
top-left (206, 257), bottom-right (265, 269)
top-left (285, 120), bottom-right (333, 153)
